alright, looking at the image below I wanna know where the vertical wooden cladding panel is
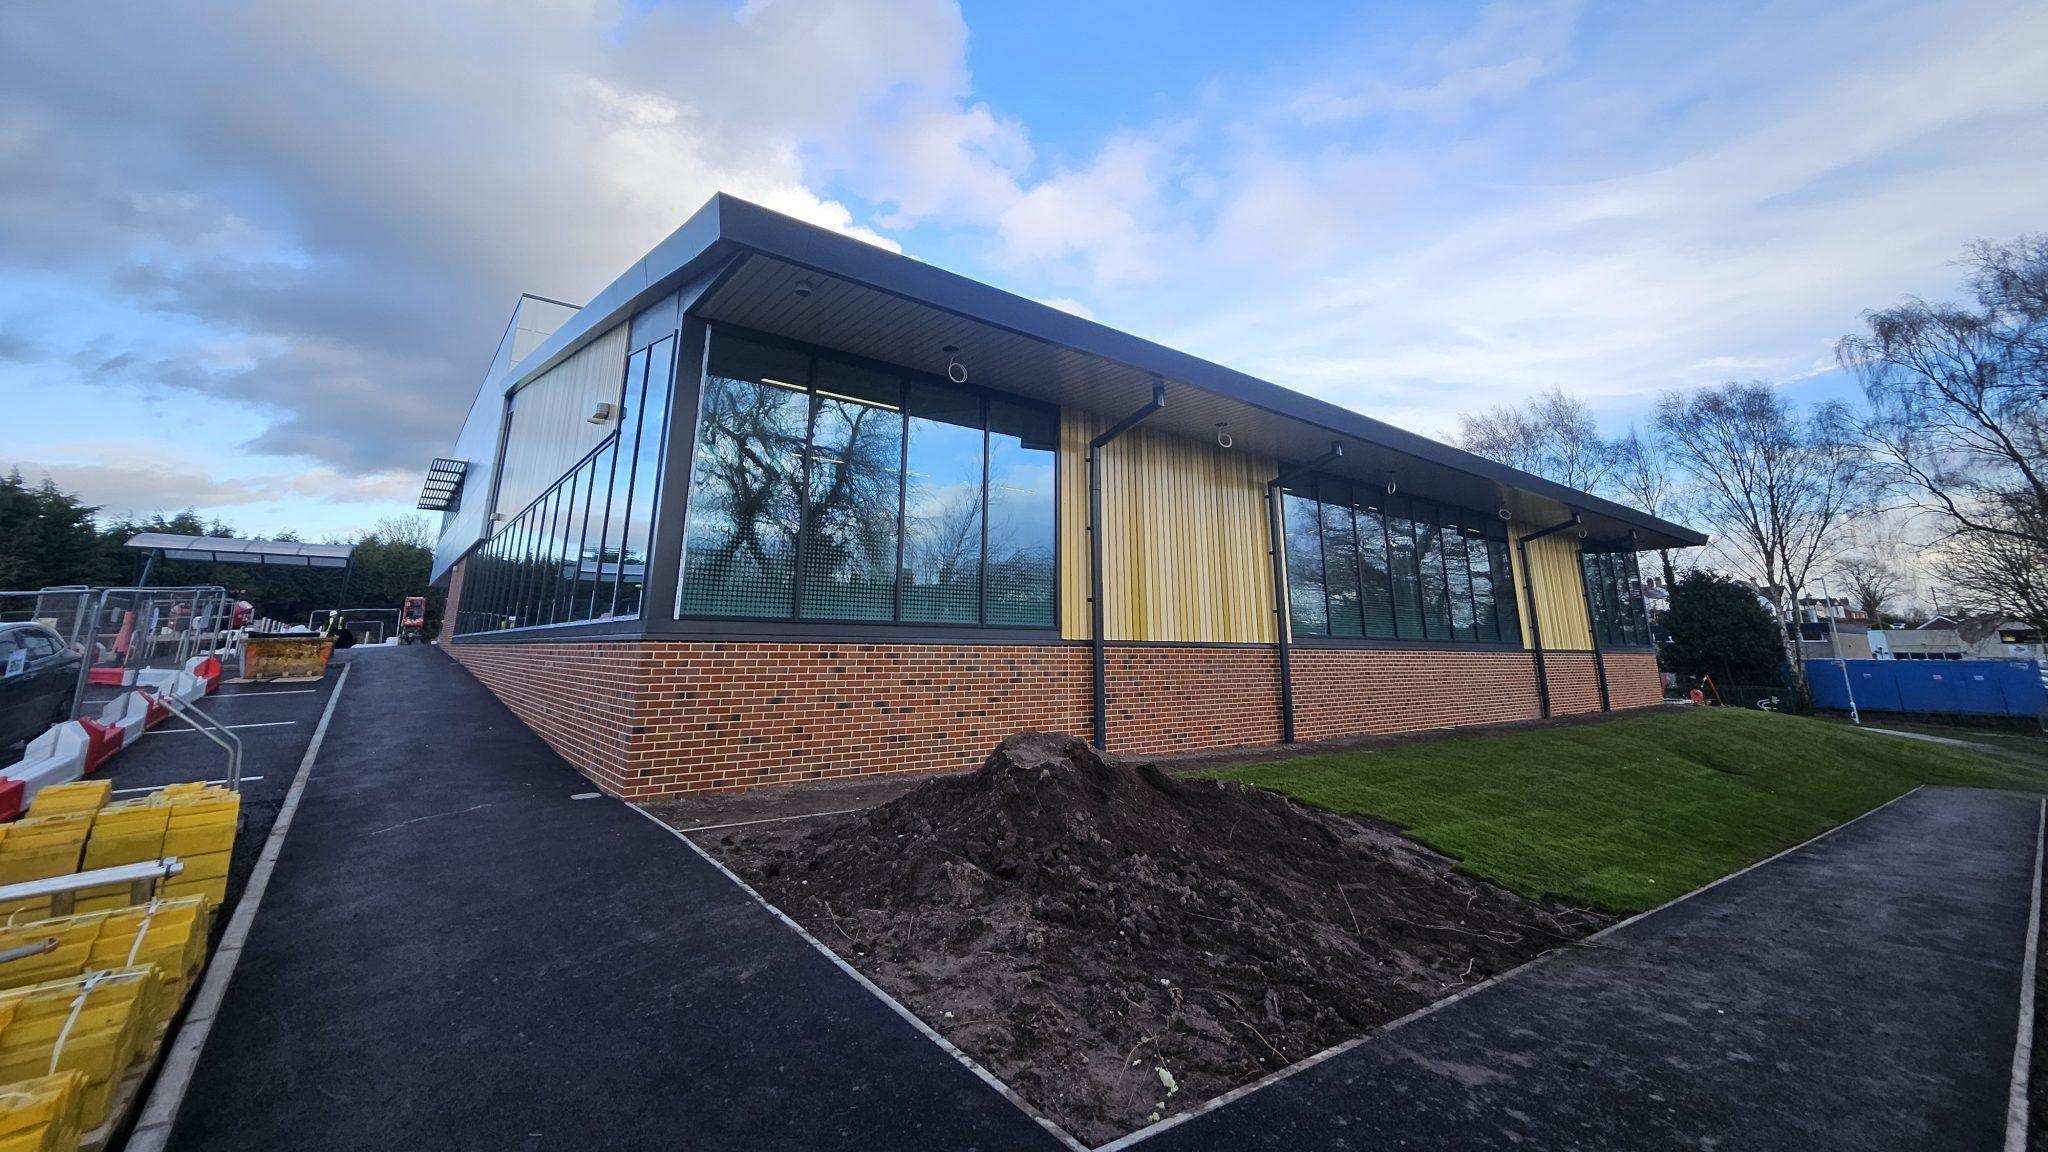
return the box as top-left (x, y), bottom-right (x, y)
top-left (1058, 410), bottom-right (1277, 643)
top-left (494, 323), bottom-right (631, 519)
top-left (1511, 524), bottom-right (1593, 651)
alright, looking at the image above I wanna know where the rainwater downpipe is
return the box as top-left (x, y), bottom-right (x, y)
top-left (1516, 513), bottom-right (1582, 719)
top-left (1265, 442), bottom-right (1346, 744)
top-left (1088, 378), bottom-right (1166, 752)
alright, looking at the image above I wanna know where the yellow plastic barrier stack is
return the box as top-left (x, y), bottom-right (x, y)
top-left (72, 806), bottom-right (169, 919)
top-left (0, 1071), bottom-right (86, 1152)
top-left (0, 901), bottom-right (208, 1007)
top-left (0, 967), bottom-right (166, 1131)
top-left (0, 819), bottom-right (92, 924)
top-left (22, 785), bottom-right (107, 821)
top-left (75, 784), bottom-right (238, 913)
top-left (156, 785), bottom-right (237, 909)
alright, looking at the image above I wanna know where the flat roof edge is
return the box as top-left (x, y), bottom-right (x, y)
top-left (492, 193), bottom-right (1709, 550)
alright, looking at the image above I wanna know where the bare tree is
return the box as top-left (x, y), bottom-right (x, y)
top-left (1831, 553), bottom-right (1904, 627)
top-left (1609, 427), bottom-right (1678, 587)
top-left (371, 514), bottom-right (434, 550)
top-left (1653, 382), bottom-right (1867, 677)
top-left (1933, 496), bottom-right (2048, 633)
top-left (1840, 234), bottom-right (2047, 557)
top-left (1458, 389), bottom-right (1619, 495)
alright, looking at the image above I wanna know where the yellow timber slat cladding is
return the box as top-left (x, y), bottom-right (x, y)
top-left (1055, 406), bottom-right (1597, 651)
top-left (1511, 526), bottom-right (1594, 651)
top-left (1058, 410), bottom-right (1277, 643)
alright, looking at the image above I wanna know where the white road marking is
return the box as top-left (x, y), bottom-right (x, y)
top-left (143, 721), bottom-right (297, 736)
top-left (125, 661), bottom-right (352, 1152)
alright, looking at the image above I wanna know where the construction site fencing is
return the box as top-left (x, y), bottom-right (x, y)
top-left (70, 587), bottom-right (231, 722)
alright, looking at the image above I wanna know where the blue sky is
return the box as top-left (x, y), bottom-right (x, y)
top-left (1, 0), bottom-right (2043, 543)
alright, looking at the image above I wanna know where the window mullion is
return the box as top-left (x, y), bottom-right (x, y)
top-left (791, 359), bottom-right (818, 622)
top-left (893, 378), bottom-right (908, 623)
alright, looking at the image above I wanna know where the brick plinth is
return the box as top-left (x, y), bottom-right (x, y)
top-left (1291, 648), bottom-right (1542, 741)
top-left (448, 635), bottom-right (1666, 799)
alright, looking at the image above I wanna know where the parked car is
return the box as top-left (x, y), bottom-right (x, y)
top-left (0, 622), bottom-right (82, 755)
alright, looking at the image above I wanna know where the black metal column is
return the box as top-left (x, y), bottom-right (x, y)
top-left (1266, 442), bottom-right (1344, 744)
top-left (1088, 379), bottom-right (1166, 752)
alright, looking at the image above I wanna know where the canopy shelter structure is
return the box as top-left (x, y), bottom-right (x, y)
top-left (124, 533), bottom-right (358, 609)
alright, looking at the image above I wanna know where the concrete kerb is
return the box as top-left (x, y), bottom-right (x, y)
top-left (626, 802), bottom-right (1094, 1152)
top-left (2005, 798), bottom-right (2045, 1152)
top-left (125, 662), bottom-right (353, 1152)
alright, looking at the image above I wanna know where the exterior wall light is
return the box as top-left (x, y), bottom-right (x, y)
top-left (588, 401), bottom-right (615, 424)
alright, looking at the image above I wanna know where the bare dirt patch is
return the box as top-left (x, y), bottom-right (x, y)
top-left (701, 732), bottom-right (1607, 1145)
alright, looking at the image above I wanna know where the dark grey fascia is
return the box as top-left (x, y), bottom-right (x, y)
top-left (495, 194), bottom-right (1709, 552)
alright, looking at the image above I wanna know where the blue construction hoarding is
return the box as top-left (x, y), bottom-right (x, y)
top-left (1805, 658), bottom-right (2046, 718)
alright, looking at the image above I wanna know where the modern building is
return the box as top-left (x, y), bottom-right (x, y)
top-left (420, 194), bottom-right (1705, 799)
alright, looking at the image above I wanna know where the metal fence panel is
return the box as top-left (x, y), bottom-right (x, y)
top-left (1805, 658), bottom-right (2046, 719)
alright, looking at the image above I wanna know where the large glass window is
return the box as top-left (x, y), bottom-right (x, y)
top-left (1318, 481), bottom-right (1363, 638)
top-left (902, 381), bottom-right (984, 624)
top-left (985, 400), bottom-right (1057, 627)
top-left (1283, 483), bottom-right (1520, 645)
top-left (1354, 497), bottom-right (1396, 639)
top-left (1281, 488), bottom-right (1326, 636)
top-left (456, 327), bottom-right (681, 635)
top-left (1581, 550), bottom-right (1652, 646)
top-left (678, 330), bottom-right (1058, 629)
top-left (679, 337), bottom-right (810, 619)
top-left (617, 336), bottom-right (675, 618)
top-left (801, 363), bottom-right (903, 621)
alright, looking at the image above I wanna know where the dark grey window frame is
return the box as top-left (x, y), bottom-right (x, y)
top-left (674, 323), bottom-right (1061, 635)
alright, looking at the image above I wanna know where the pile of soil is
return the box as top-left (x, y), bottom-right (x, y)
top-left (709, 732), bottom-right (1606, 1145)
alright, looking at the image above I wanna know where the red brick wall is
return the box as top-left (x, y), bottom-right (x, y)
top-left (449, 640), bottom-right (651, 796)
top-left (1105, 647), bottom-right (1282, 753)
top-left (631, 642), bottom-right (1092, 796)
top-left (1604, 649), bottom-right (1665, 710)
top-left (1543, 652), bottom-right (1604, 715)
top-left (447, 635), bottom-right (1665, 800)
top-left (1292, 648), bottom-right (1542, 741)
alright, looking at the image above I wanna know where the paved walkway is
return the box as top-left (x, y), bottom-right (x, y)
top-left (1137, 786), bottom-right (2044, 1152)
top-left (167, 645), bottom-right (1062, 1152)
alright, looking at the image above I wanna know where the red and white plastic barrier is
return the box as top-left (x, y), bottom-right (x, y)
top-left (1, 658), bottom-right (224, 817)
top-left (4, 722), bottom-right (90, 808)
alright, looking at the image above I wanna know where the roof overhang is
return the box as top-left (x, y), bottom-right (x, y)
top-left (124, 533), bottom-right (354, 568)
top-left (501, 194), bottom-right (1709, 552)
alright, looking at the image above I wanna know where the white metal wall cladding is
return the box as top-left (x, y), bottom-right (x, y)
top-left (492, 323), bottom-right (631, 523)
top-left (432, 295), bottom-right (578, 582)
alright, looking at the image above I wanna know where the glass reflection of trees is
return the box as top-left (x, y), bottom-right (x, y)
top-left (681, 330), bottom-right (1056, 628)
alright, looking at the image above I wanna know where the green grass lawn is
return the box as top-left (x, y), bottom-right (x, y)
top-left (1206, 708), bottom-right (2045, 914)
